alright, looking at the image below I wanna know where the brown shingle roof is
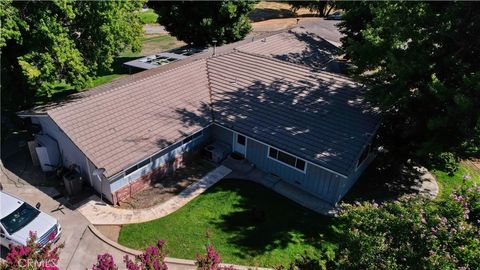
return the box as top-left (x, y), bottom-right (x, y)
top-left (48, 60), bottom-right (211, 177)
top-left (236, 28), bottom-right (340, 72)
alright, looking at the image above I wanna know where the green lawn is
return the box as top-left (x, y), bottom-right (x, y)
top-left (118, 179), bottom-right (335, 267)
top-left (433, 161), bottom-right (480, 200)
top-left (139, 8), bottom-right (159, 24)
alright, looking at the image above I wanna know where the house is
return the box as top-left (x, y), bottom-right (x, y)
top-left (18, 29), bottom-right (379, 205)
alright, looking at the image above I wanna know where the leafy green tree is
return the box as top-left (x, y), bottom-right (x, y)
top-left (150, 1), bottom-right (256, 46)
top-left (288, 1), bottom-right (336, 17)
top-left (0, 0), bottom-right (144, 110)
top-left (338, 2), bottom-right (480, 164)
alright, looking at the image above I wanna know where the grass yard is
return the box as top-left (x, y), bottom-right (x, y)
top-left (433, 160), bottom-right (480, 200)
top-left (118, 179), bottom-right (335, 267)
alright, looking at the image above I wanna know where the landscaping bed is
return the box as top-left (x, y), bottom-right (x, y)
top-left (117, 159), bottom-right (216, 209)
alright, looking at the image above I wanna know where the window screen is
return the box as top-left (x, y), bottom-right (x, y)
top-left (295, 159), bottom-right (306, 170)
top-left (125, 165), bottom-right (137, 175)
top-left (277, 151), bottom-right (296, 167)
top-left (137, 158), bottom-right (150, 168)
top-left (268, 147), bottom-right (306, 172)
top-left (237, 135), bottom-right (246, 145)
top-left (183, 135), bottom-right (193, 144)
top-left (269, 148), bottom-right (278, 158)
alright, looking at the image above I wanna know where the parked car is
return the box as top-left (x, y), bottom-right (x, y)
top-left (0, 191), bottom-right (62, 249)
top-left (326, 11), bottom-right (343, 20)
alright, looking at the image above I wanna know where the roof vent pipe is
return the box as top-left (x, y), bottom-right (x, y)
top-left (212, 39), bottom-right (217, 56)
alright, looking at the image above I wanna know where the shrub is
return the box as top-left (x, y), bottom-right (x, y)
top-left (435, 152), bottom-right (459, 176)
top-left (0, 231), bottom-right (63, 270)
top-left (195, 244), bottom-right (234, 270)
top-left (91, 253), bottom-right (118, 270)
top-left (123, 240), bottom-right (168, 270)
top-left (334, 185), bottom-right (480, 269)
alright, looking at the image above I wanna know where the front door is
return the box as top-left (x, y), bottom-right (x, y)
top-left (233, 133), bottom-right (247, 156)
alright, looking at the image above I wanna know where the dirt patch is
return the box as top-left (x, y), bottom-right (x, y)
top-left (140, 34), bottom-right (186, 56)
top-left (250, 2), bottom-right (316, 22)
top-left (117, 159), bottom-right (216, 209)
top-left (95, 225), bottom-right (121, 242)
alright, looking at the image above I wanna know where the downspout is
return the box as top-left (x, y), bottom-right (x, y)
top-left (205, 59), bottom-right (216, 123)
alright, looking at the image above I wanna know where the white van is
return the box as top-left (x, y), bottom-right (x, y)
top-left (0, 191), bottom-right (62, 248)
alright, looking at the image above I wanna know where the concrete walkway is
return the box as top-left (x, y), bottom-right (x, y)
top-left (77, 166), bottom-right (231, 225)
top-left (222, 157), bottom-right (338, 215)
top-left (408, 166), bottom-right (439, 199)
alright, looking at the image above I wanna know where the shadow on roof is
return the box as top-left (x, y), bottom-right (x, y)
top-left (174, 72), bottom-right (377, 174)
top-left (274, 31), bottom-right (341, 73)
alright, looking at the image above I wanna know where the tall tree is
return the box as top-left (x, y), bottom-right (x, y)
top-left (338, 2), bottom-right (480, 166)
top-left (150, 1), bottom-right (256, 46)
top-left (0, 0), bottom-right (144, 110)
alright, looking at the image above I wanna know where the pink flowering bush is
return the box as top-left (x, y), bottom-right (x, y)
top-left (123, 240), bottom-right (168, 270)
top-left (195, 244), bottom-right (234, 270)
top-left (0, 231), bottom-right (63, 270)
top-left (91, 253), bottom-right (118, 270)
top-left (333, 184), bottom-right (480, 269)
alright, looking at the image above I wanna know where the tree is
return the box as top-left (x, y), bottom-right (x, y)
top-left (150, 1), bottom-right (255, 46)
top-left (288, 1), bottom-right (336, 17)
top-left (0, 0), bottom-right (144, 110)
top-left (338, 2), bottom-right (480, 166)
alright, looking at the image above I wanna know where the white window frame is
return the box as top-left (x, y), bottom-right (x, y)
top-left (267, 146), bottom-right (307, 173)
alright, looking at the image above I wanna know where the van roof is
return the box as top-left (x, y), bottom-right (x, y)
top-left (0, 191), bottom-right (25, 219)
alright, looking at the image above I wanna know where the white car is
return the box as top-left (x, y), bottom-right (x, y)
top-left (0, 191), bottom-right (62, 249)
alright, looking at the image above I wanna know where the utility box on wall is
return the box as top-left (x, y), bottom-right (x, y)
top-left (35, 134), bottom-right (61, 172)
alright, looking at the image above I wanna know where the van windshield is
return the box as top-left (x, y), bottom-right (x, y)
top-left (1, 203), bottom-right (40, 234)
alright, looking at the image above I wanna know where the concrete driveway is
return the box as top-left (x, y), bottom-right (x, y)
top-left (0, 168), bottom-right (91, 269)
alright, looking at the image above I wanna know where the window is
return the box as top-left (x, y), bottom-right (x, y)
top-left (269, 148), bottom-right (278, 158)
top-left (295, 159), bottom-right (306, 171)
top-left (1, 203), bottom-right (40, 234)
top-left (268, 147), bottom-right (306, 172)
top-left (192, 131), bottom-right (203, 140)
top-left (183, 135), bottom-right (193, 144)
top-left (137, 158), bottom-right (150, 168)
top-left (278, 151), bottom-right (296, 167)
top-left (237, 134), bottom-right (246, 145)
top-left (183, 130), bottom-right (203, 145)
top-left (125, 165), bottom-right (137, 175)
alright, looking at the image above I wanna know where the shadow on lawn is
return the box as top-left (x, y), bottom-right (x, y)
top-left (209, 180), bottom-right (336, 259)
top-left (343, 155), bottom-right (424, 203)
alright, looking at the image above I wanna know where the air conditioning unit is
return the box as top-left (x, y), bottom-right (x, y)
top-left (204, 143), bottom-right (228, 163)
